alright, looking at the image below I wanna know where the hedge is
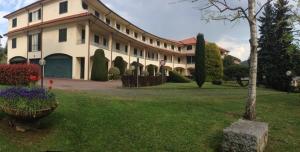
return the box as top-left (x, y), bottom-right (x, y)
top-left (168, 71), bottom-right (191, 83)
top-left (0, 64), bottom-right (40, 85)
top-left (122, 76), bottom-right (166, 87)
top-left (91, 49), bottom-right (108, 81)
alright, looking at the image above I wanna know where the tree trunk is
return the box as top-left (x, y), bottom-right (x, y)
top-left (244, 0), bottom-right (258, 121)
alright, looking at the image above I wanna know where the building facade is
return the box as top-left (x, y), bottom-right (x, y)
top-left (4, 0), bottom-right (228, 80)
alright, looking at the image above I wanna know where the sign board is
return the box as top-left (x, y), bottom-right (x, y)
top-left (160, 60), bottom-right (166, 66)
top-left (39, 59), bottom-right (46, 66)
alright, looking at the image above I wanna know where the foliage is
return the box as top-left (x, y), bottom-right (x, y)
top-left (224, 65), bottom-right (249, 81)
top-left (141, 71), bottom-right (149, 76)
top-left (121, 76), bottom-right (166, 87)
top-left (168, 71), bottom-right (191, 83)
top-left (147, 64), bottom-right (156, 76)
top-left (109, 67), bottom-right (121, 80)
top-left (0, 64), bottom-right (40, 85)
top-left (91, 49), bottom-right (108, 81)
top-left (0, 87), bottom-right (56, 112)
top-left (223, 55), bottom-right (236, 68)
top-left (212, 80), bottom-right (223, 85)
top-left (258, 2), bottom-right (275, 84)
top-left (195, 33), bottom-right (206, 87)
top-left (205, 43), bottom-right (223, 81)
top-left (124, 69), bottom-right (133, 76)
top-left (114, 56), bottom-right (127, 75)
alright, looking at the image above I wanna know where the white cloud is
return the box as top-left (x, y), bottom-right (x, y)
top-left (216, 36), bottom-right (250, 61)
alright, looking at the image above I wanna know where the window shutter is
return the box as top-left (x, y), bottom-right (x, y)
top-left (38, 9), bottom-right (41, 20)
top-left (28, 35), bottom-right (32, 52)
top-left (38, 33), bottom-right (42, 51)
top-left (28, 12), bottom-right (32, 22)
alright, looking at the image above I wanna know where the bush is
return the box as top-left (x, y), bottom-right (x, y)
top-left (169, 71), bottom-right (191, 83)
top-left (142, 71), bottom-right (149, 76)
top-left (124, 69), bottom-right (133, 76)
top-left (122, 76), bottom-right (166, 87)
top-left (91, 49), bottom-right (108, 81)
top-left (205, 43), bottom-right (223, 82)
top-left (224, 65), bottom-right (249, 86)
top-left (109, 67), bottom-right (121, 80)
top-left (212, 80), bottom-right (223, 85)
top-left (195, 33), bottom-right (206, 87)
top-left (114, 56), bottom-right (127, 75)
top-left (0, 64), bottom-right (40, 85)
top-left (147, 64), bottom-right (156, 76)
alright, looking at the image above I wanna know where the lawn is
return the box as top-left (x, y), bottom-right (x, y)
top-left (0, 82), bottom-right (299, 152)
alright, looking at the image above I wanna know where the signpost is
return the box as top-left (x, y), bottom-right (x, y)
top-left (137, 58), bottom-right (139, 88)
top-left (39, 59), bottom-right (46, 88)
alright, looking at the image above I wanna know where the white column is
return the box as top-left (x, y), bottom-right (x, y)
top-left (108, 33), bottom-right (113, 69)
top-left (85, 22), bottom-right (90, 80)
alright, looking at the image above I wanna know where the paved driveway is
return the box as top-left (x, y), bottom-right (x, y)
top-left (40, 78), bottom-right (122, 91)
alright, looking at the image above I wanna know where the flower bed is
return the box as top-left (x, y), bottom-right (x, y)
top-left (0, 87), bottom-right (58, 121)
top-left (122, 76), bottom-right (167, 87)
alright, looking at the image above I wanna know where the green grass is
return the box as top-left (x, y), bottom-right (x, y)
top-left (0, 82), bottom-right (299, 152)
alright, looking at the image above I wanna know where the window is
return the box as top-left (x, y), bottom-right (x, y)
top-left (178, 47), bottom-right (181, 51)
top-left (187, 56), bottom-right (195, 64)
top-left (187, 45), bottom-right (193, 50)
top-left (82, 1), bottom-right (88, 10)
top-left (103, 38), bottom-right (107, 46)
top-left (106, 18), bottom-right (110, 25)
top-left (95, 11), bottom-right (100, 18)
top-left (134, 32), bottom-right (138, 38)
top-left (152, 53), bottom-right (155, 59)
top-left (59, 28), bottom-right (67, 42)
top-left (116, 43), bottom-right (120, 50)
top-left (28, 33), bottom-right (41, 52)
top-left (157, 41), bottom-right (160, 46)
top-left (29, 9), bottom-right (41, 22)
top-left (164, 43), bottom-right (167, 48)
top-left (94, 35), bottom-right (99, 44)
top-left (12, 38), bottom-right (17, 49)
top-left (12, 18), bottom-right (17, 28)
top-left (116, 24), bottom-right (121, 30)
top-left (134, 48), bottom-right (138, 56)
top-left (59, 1), bottom-right (68, 14)
top-left (178, 57), bottom-right (181, 63)
top-left (142, 36), bottom-right (146, 42)
top-left (140, 50), bottom-right (143, 57)
top-left (81, 29), bottom-right (85, 43)
top-left (171, 45), bottom-right (175, 50)
top-left (164, 55), bottom-right (167, 61)
top-left (150, 39), bottom-right (153, 44)
top-left (125, 45), bottom-right (128, 53)
top-left (126, 28), bottom-right (130, 34)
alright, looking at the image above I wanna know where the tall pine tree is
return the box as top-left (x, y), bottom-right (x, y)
top-left (270, 0), bottom-right (294, 91)
top-left (257, 2), bottom-right (275, 85)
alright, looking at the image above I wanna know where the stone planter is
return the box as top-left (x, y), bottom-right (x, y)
top-left (0, 102), bottom-right (58, 121)
top-left (222, 119), bottom-right (268, 152)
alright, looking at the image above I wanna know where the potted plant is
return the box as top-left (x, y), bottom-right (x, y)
top-left (0, 86), bottom-right (58, 121)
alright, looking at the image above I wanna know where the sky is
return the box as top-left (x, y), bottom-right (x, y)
top-left (1, 0), bottom-right (292, 61)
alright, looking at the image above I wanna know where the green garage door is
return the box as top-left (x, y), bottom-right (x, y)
top-left (45, 54), bottom-right (72, 78)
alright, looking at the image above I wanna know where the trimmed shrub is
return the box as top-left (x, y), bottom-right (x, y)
top-left (142, 71), bottom-right (149, 76)
top-left (124, 69), bottom-right (133, 76)
top-left (109, 67), bottom-right (121, 80)
top-left (224, 65), bottom-right (249, 86)
top-left (212, 80), bottom-right (223, 85)
top-left (147, 64), bottom-right (156, 76)
top-left (195, 33), bottom-right (206, 87)
top-left (114, 56), bottom-right (127, 75)
top-left (205, 43), bottom-right (223, 82)
top-left (0, 64), bottom-right (40, 85)
top-left (122, 76), bottom-right (166, 87)
top-left (91, 49), bottom-right (108, 81)
top-left (169, 71), bottom-right (191, 83)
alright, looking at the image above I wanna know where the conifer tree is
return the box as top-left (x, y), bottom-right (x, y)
top-left (195, 33), bottom-right (206, 87)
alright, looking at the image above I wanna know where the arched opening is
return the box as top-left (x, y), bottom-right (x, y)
top-left (131, 61), bottom-right (144, 75)
top-left (44, 54), bottom-right (73, 78)
top-left (175, 67), bottom-right (185, 75)
top-left (9, 56), bottom-right (27, 64)
top-left (146, 64), bottom-right (158, 76)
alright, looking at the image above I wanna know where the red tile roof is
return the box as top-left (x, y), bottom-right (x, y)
top-left (179, 37), bottom-right (197, 45)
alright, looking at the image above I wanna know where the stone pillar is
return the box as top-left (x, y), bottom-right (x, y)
top-left (144, 48), bottom-right (146, 71)
top-left (172, 55), bottom-right (175, 70)
top-left (128, 42), bottom-right (131, 69)
top-left (85, 22), bottom-right (90, 80)
top-left (108, 33), bottom-right (113, 69)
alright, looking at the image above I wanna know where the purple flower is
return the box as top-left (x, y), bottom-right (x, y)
top-left (0, 87), bottom-right (55, 101)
